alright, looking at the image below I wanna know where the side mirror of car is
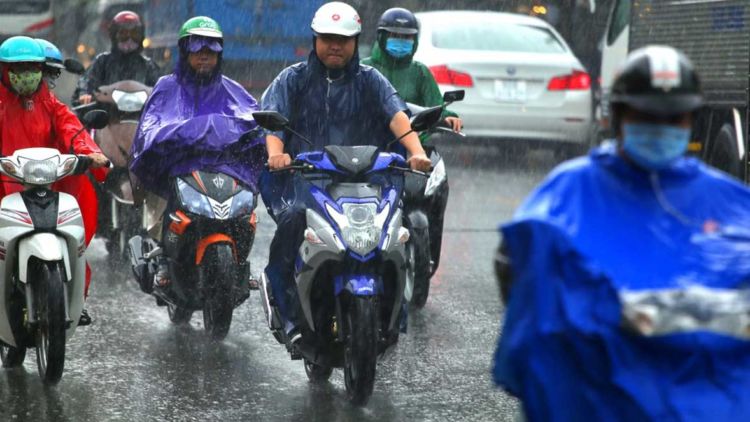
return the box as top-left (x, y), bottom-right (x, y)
top-left (410, 105), bottom-right (443, 132)
top-left (64, 59), bottom-right (85, 75)
top-left (252, 111), bottom-right (290, 132)
top-left (443, 90), bottom-right (465, 103)
top-left (82, 110), bottom-right (109, 130)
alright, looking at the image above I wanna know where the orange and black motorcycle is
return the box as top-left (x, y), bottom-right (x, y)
top-left (129, 170), bottom-right (257, 340)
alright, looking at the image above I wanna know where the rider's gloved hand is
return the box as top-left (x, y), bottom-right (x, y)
top-left (78, 94), bottom-right (93, 105)
top-left (88, 153), bottom-right (110, 168)
top-left (268, 153), bottom-right (292, 170)
top-left (407, 154), bottom-right (431, 172)
top-left (445, 116), bottom-right (463, 132)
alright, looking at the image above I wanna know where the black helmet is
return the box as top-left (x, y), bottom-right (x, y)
top-left (377, 8), bottom-right (419, 35)
top-left (610, 45), bottom-right (703, 117)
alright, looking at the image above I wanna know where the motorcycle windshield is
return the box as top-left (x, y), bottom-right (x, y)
top-left (176, 171), bottom-right (254, 220)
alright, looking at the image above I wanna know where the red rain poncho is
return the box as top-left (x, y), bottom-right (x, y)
top-left (0, 76), bottom-right (105, 295)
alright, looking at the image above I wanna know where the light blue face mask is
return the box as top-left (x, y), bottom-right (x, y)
top-left (385, 38), bottom-right (414, 58)
top-left (622, 122), bottom-right (691, 170)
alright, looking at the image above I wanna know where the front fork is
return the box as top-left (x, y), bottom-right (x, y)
top-left (23, 265), bottom-right (71, 326)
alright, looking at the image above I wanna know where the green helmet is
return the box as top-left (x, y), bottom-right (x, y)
top-left (179, 16), bottom-right (223, 39)
top-left (0, 36), bottom-right (45, 63)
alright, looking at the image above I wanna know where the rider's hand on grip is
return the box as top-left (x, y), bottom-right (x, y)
top-left (78, 94), bottom-right (93, 105)
top-left (268, 153), bottom-right (292, 171)
top-left (407, 154), bottom-right (432, 172)
top-left (88, 153), bottom-right (110, 168)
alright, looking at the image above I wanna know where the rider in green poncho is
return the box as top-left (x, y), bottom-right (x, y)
top-left (362, 7), bottom-right (462, 136)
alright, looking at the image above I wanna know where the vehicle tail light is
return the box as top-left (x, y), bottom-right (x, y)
top-left (429, 65), bottom-right (474, 87)
top-left (547, 70), bottom-right (591, 91)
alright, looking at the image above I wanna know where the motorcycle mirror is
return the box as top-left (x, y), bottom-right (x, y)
top-left (410, 106), bottom-right (443, 132)
top-left (443, 90), bottom-right (465, 103)
top-left (252, 111), bottom-right (289, 132)
top-left (82, 110), bottom-right (109, 130)
top-left (64, 58), bottom-right (85, 75)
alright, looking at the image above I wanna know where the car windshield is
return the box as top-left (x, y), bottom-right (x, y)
top-left (431, 20), bottom-right (566, 54)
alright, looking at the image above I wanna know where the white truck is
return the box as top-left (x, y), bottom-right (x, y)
top-left (600, 0), bottom-right (750, 180)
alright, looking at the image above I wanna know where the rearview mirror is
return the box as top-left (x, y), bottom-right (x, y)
top-left (252, 111), bottom-right (289, 132)
top-left (64, 58), bottom-right (85, 75)
top-left (443, 90), bottom-right (465, 103)
top-left (410, 106), bottom-right (443, 132)
top-left (82, 110), bottom-right (109, 130)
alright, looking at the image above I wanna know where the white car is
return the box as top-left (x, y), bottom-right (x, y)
top-left (414, 11), bottom-right (593, 148)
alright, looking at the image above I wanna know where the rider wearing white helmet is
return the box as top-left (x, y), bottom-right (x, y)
top-left (261, 2), bottom-right (431, 348)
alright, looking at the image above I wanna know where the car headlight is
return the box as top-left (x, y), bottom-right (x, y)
top-left (177, 178), bottom-right (213, 217)
top-left (326, 202), bottom-right (390, 256)
top-left (23, 160), bottom-right (57, 185)
top-left (112, 90), bottom-right (148, 112)
top-left (424, 159), bottom-right (446, 196)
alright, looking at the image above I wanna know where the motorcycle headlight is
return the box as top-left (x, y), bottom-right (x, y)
top-left (424, 159), bottom-right (446, 196)
top-left (23, 160), bottom-right (57, 185)
top-left (229, 189), bottom-right (255, 218)
top-left (326, 202), bottom-right (390, 256)
top-left (177, 179), bottom-right (213, 217)
top-left (112, 90), bottom-right (148, 112)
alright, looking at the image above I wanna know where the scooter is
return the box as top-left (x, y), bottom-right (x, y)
top-left (252, 105), bottom-right (443, 405)
top-left (403, 91), bottom-right (465, 308)
top-left (128, 134), bottom-right (259, 341)
top-left (0, 111), bottom-right (109, 384)
top-left (76, 80), bottom-right (152, 260)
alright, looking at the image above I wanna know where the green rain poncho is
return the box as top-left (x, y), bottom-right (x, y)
top-left (362, 41), bottom-right (457, 125)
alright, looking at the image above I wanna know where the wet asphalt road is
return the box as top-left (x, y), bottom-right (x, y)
top-left (0, 142), bottom-right (561, 422)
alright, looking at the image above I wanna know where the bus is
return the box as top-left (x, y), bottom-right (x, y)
top-left (0, 0), bottom-right (55, 40)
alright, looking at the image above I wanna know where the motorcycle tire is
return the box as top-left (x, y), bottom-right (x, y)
top-left (34, 261), bottom-right (67, 385)
top-left (304, 358), bottom-right (333, 383)
top-left (408, 229), bottom-right (432, 309)
top-left (343, 296), bottom-right (378, 406)
top-left (202, 244), bottom-right (236, 341)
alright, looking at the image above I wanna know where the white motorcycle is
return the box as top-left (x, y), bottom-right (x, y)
top-left (0, 111), bottom-right (108, 384)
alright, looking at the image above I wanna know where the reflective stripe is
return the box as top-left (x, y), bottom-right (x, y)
top-left (619, 285), bottom-right (750, 339)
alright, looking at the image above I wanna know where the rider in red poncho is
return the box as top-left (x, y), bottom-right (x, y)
top-left (0, 37), bottom-right (109, 325)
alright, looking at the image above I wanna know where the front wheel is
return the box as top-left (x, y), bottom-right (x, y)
top-left (343, 296), bottom-right (378, 406)
top-left (202, 244), bottom-right (236, 341)
top-left (34, 261), bottom-right (67, 384)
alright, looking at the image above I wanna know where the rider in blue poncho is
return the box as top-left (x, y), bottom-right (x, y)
top-left (494, 46), bottom-right (750, 422)
top-left (129, 16), bottom-right (265, 288)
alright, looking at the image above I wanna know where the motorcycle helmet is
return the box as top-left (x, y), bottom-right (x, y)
top-left (179, 16), bottom-right (223, 40)
top-left (36, 39), bottom-right (65, 70)
top-left (0, 36), bottom-right (45, 63)
top-left (311, 2), bottom-right (361, 37)
top-left (610, 45), bottom-right (703, 127)
top-left (109, 11), bottom-right (145, 54)
top-left (376, 8), bottom-right (419, 59)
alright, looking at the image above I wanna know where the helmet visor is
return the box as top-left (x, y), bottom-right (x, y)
top-left (186, 36), bottom-right (222, 53)
top-left (380, 26), bottom-right (418, 35)
top-left (614, 93), bottom-right (704, 117)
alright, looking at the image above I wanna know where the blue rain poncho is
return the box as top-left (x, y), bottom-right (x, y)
top-left (494, 145), bottom-right (750, 422)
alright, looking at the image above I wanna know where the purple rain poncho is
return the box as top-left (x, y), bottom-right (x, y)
top-left (129, 49), bottom-right (264, 198)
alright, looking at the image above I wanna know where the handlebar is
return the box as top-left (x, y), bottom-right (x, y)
top-left (266, 161), bottom-right (431, 176)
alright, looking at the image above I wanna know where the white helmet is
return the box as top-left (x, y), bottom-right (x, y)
top-left (311, 2), bottom-right (362, 37)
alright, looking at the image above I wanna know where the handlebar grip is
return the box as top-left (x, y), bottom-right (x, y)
top-left (73, 156), bottom-right (93, 175)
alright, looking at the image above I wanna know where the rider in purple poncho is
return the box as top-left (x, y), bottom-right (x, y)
top-left (129, 16), bottom-right (264, 287)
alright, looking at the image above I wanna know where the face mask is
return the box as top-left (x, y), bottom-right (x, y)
top-left (8, 70), bottom-right (42, 97)
top-left (117, 39), bottom-right (140, 53)
top-left (385, 38), bottom-right (414, 58)
top-left (622, 122), bottom-right (690, 170)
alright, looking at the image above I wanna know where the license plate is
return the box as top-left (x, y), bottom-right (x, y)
top-left (495, 79), bottom-right (527, 102)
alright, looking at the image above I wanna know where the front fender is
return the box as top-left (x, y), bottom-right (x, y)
top-left (406, 209), bottom-right (429, 231)
top-left (19, 233), bottom-right (70, 283)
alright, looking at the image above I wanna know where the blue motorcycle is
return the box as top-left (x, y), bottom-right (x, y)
top-left (253, 107), bottom-right (442, 405)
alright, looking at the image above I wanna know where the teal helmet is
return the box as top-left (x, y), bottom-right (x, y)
top-left (0, 36), bottom-right (45, 63)
top-left (35, 38), bottom-right (65, 69)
